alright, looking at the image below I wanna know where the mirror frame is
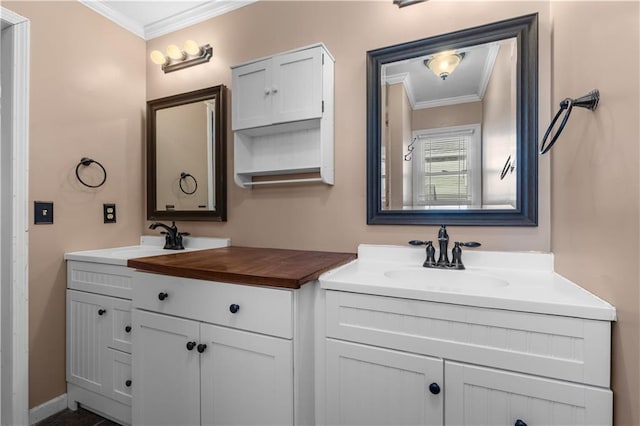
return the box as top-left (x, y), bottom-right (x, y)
top-left (147, 85), bottom-right (227, 221)
top-left (366, 14), bottom-right (538, 226)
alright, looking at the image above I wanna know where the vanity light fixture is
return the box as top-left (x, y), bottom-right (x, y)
top-left (424, 51), bottom-right (465, 80)
top-left (393, 0), bottom-right (428, 7)
top-left (150, 40), bottom-right (213, 73)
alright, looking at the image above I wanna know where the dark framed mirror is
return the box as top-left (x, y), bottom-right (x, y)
top-left (147, 85), bottom-right (227, 221)
top-left (367, 14), bottom-right (538, 226)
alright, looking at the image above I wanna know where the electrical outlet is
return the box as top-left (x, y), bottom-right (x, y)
top-left (34, 201), bottom-right (54, 224)
top-left (103, 203), bottom-right (116, 223)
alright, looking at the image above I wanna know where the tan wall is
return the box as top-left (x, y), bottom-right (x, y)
top-left (4, 1), bottom-right (146, 408)
top-left (387, 83), bottom-right (405, 209)
top-left (412, 101), bottom-right (483, 131)
top-left (146, 1), bottom-right (551, 253)
top-left (550, 2), bottom-right (640, 425)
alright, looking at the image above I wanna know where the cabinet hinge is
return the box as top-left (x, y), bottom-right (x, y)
top-left (322, 54), bottom-right (325, 65)
top-left (322, 101), bottom-right (324, 113)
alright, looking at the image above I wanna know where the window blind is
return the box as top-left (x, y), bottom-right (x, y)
top-left (422, 134), bottom-right (470, 205)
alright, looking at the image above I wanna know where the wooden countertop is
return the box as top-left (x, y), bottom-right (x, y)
top-left (127, 246), bottom-right (356, 289)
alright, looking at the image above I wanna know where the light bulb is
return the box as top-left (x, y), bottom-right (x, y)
top-left (183, 40), bottom-right (202, 56)
top-left (166, 44), bottom-right (185, 61)
top-left (150, 50), bottom-right (167, 65)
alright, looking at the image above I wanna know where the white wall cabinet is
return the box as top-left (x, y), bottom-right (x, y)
top-left (66, 261), bottom-right (134, 425)
top-left (319, 290), bottom-right (613, 426)
top-left (232, 44), bottom-right (334, 187)
top-left (131, 271), bottom-right (315, 426)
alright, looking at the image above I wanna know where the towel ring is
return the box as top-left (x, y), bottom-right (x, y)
top-left (75, 157), bottom-right (107, 188)
top-left (500, 155), bottom-right (515, 180)
top-left (539, 89), bottom-right (599, 155)
top-left (179, 172), bottom-right (198, 195)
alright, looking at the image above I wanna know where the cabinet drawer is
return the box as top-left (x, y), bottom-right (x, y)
top-left (325, 291), bottom-right (611, 387)
top-left (67, 261), bottom-right (133, 299)
top-left (106, 349), bottom-right (132, 406)
top-left (133, 272), bottom-right (293, 339)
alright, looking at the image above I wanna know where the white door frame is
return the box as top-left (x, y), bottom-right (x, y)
top-left (0, 7), bottom-right (30, 426)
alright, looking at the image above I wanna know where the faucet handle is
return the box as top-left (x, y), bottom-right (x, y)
top-left (178, 232), bottom-right (190, 236)
top-left (456, 241), bottom-right (482, 248)
top-left (409, 240), bottom-right (428, 246)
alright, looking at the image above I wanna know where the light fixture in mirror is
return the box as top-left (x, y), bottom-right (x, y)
top-left (147, 85), bottom-right (227, 221)
top-left (367, 14), bottom-right (538, 226)
top-left (425, 51), bottom-right (465, 80)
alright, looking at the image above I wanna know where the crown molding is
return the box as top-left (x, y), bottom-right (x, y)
top-left (145, 1), bottom-right (256, 40)
top-left (78, 0), bottom-right (145, 39)
top-left (78, 1), bottom-right (257, 41)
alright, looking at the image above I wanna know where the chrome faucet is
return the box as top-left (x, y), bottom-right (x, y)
top-left (409, 225), bottom-right (480, 270)
top-left (149, 221), bottom-right (189, 250)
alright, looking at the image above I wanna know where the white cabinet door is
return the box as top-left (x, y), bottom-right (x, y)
top-left (445, 361), bottom-right (613, 426)
top-left (232, 58), bottom-right (272, 130)
top-left (200, 324), bottom-right (293, 426)
top-left (132, 309), bottom-right (201, 426)
top-left (325, 339), bottom-right (443, 426)
top-left (108, 297), bottom-right (132, 353)
top-left (271, 47), bottom-right (323, 124)
top-left (66, 290), bottom-right (109, 394)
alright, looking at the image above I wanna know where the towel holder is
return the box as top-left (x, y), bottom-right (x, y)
top-left (75, 157), bottom-right (107, 188)
top-left (179, 172), bottom-right (198, 195)
top-left (539, 89), bottom-right (600, 155)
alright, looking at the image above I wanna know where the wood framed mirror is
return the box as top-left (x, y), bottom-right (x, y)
top-left (147, 85), bottom-right (227, 221)
top-left (366, 14), bottom-right (538, 226)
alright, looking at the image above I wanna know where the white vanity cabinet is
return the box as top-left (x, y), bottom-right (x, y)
top-left (66, 261), bottom-right (134, 425)
top-left (131, 271), bottom-right (315, 426)
top-left (319, 290), bottom-right (613, 426)
top-left (231, 44), bottom-right (334, 187)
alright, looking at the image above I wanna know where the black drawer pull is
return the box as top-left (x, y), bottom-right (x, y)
top-left (229, 304), bottom-right (240, 314)
top-left (197, 343), bottom-right (207, 353)
top-left (515, 421), bottom-right (527, 426)
top-left (186, 341), bottom-right (196, 351)
top-left (125, 325), bottom-right (132, 333)
top-left (428, 382), bottom-right (440, 395)
top-left (158, 292), bottom-right (168, 301)
top-left (98, 309), bottom-right (106, 316)
top-left (125, 380), bottom-right (132, 387)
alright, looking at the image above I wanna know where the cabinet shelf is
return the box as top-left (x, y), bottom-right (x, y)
top-left (232, 44), bottom-right (334, 188)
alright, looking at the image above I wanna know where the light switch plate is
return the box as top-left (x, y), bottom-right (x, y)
top-left (34, 201), bottom-right (54, 224)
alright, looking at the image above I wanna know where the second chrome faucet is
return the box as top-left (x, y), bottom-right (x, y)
top-left (409, 225), bottom-right (481, 270)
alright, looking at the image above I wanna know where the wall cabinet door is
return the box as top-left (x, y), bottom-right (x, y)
top-left (271, 47), bottom-right (323, 124)
top-left (325, 339), bottom-right (443, 426)
top-left (232, 46), bottom-right (325, 131)
top-left (132, 309), bottom-right (201, 426)
top-left (232, 58), bottom-right (272, 130)
top-left (66, 290), bottom-right (109, 394)
top-left (200, 324), bottom-right (293, 426)
top-left (445, 361), bottom-right (613, 426)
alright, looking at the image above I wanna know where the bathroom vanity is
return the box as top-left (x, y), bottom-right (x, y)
top-left (317, 245), bottom-right (616, 426)
top-left (64, 236), bottom-right (230, 425)
top-left (127, 247), bottom-right (355, 426)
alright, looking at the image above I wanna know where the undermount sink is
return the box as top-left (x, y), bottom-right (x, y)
top-left (384, 267), bottom-right (509, 291)
top-left (101, 246), bottom-right (181, 259)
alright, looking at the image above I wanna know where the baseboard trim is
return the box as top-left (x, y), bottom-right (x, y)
top-left (29, 394), bottom-right (67, 425)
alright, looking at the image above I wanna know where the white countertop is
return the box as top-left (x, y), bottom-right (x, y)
top-left (64, 236), bottom-right (230, 266)
top-left (320, 244), bottom-right (616, 321)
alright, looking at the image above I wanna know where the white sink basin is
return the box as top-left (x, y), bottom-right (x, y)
top-left (384, 267), bottom-right (509, 291)
top-left (98, 246), bottom-right (181, 259)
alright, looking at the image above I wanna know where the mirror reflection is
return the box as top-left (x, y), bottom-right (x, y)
top-left (367, 14), bottom-right (538, 226)
top-left (382, 37), bottom-right (517, 210)
top-left (147, 85), bottom-right (227, 222)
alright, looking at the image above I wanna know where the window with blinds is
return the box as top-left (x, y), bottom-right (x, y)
top-left (422, 134), bottom-right (470, 205)
top-left (412, 124), bottom-right (480, 208)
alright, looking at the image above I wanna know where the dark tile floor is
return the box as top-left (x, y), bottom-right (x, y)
top-left (34, 408), bottom-right (121, 426)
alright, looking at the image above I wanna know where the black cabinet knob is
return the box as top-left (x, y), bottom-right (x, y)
top-left (186, 341), bottom-right (196, 351)
top-left (97, 309), bottom-right (106, 316)
top-left (125, 325), bottom-right (132, 333)
top-left (158, 292), bottom-right (168, 301)
top-left (125, 380), bottom-right (132, 387)
top-left (428, 382), bottom-right (441, 395)
top-left (229, 304), bottom-right (240, 314)
top-left (515, 421), bottom-right (527, 426)
top-left (197, 343), bottom-right (207, 353)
